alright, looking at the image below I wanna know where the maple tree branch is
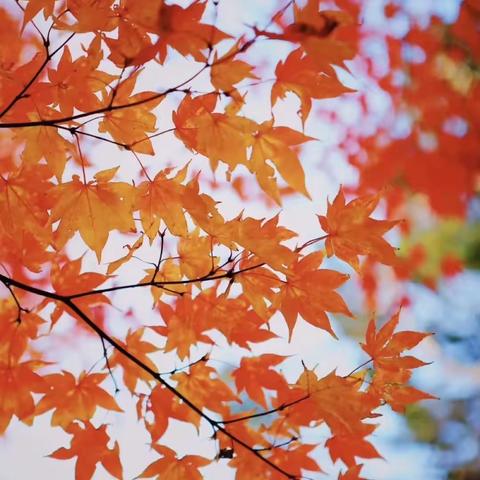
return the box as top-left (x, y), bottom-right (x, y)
top-left (100, 335), bottom-right (120, 394)
top-left (151, 229), bottom-right (167, 283)
top-left (67, 262), bottom-right (265, 299)
top-left (295, 234), bottom-right (329, 252)
top-left (219, 394), bottom-right (309, 425)
top-left (343, 358), bottom-right (373, 378)
top-left (254, 436), bottom-right (298, 452)
top-left (0, 1), bottom-right (291, 129)
top-left (58, 125), bottom-right (128, 148)
top-left (157, 353), bottom-right (209, 376)
top-left (0, 272), bottom-right (299, 480)
top-left (0, 66), bottom-right (207, 129)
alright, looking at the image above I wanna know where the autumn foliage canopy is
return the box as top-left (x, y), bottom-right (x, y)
top-left (1, 0), bottom-right (478, 479)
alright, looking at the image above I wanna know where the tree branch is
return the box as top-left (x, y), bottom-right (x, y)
top-left (0, 272), bottom-right (299, 479)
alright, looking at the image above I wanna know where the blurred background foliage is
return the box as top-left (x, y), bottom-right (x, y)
top-left (316, 0), bottom-right (480, 478)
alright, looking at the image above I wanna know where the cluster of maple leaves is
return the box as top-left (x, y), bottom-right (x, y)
top-left (0, 1), bottom-right (436, 479)
top-left (318, 0), bottom-right (480, 299)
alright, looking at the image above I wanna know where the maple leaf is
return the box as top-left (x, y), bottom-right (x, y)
top-left (48, 256), bottom-right (110, 327)
top-left (153, 1), bottom-right (230, 63)
top-left (232, 354), bottom-right (289, 408)
top-left (153, 295), bottom-right (214, 360)
top-left (0, 359), bottom-right (47, 434)
top-left (272, 48), bottom-right (355, 124)
top-left (173, 93), bottom-right (257, 173)
top-left (22, 0), bottom-right (56, 29)
top-left (231, 215), bottom-right (297, 273)
top-left (47, 37), bottom-right (116, 117)
top-left (177, 229), bottom-right (217, 279)
top-left (203, 288), bottom-right (277, 348)
top-left (172, 362), bottom-right (239, 415)
top-left (361, 309), bottom-right (431, 371)
top-left (326, 431), bottom-right (381, 467)
top-left (35, 371), bottom-right (122, 428)
top-left (269, 444), bottom-right (322, 479)
top-left (146, 385), bottom-right (200, 442)
top-left (141, 260), bottom-right (189, 305)
top-left (0, 298), bottom-right (44, 363)
top-left (369, 368), bottom-right (435, 413)
top-left (136, 165), bottom-right (189, 240)
top-left (249, 120), bottom-right (313, 203)
top-left (360, 310), bottom-right (435, 412)
top-left (236, 255), bottom-right (280, 319)
top-left (182, 176), bottom-right (228, 240)
top-left (278, 251), bottom-right (352, 338)
top-left (109, 328), bottom-right (159, 394)
top-left (138, 444), bottom-right (211, 480)
top-left (318, 188), bottom-right (399, 272)
top-left (48, 167), bottom-right (136, 261)
top-left (278, 369), bottom-right (379, 439)
top-left (103, 15), bottom-right (154, 67)
top-left (211, 43), bottom-right (258, 92)
top-left (98, 71), bottom-right (163, 154)
top-left (257, 1), bottom-right (357, 75)
top-left (54, 0), bottom-right (118, 33)
top-left (49, 422), bottom-right (122, 480)
top-left (17, 119), bottom-right (74, 180)
top-left (0, 164), bottom-right (53, 271)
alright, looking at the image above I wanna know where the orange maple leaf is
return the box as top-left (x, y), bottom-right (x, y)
top-left (153, 295), bottom-right (214, 360)
top-left (0, 165), bottom-right (53, 270)
top-left (177, 229), bottom-right (217, 279)
top-left (48, 167), bottom-right (136, 261)
top-left (98, 71), bottom-right (163, 154)
top-left (138, 444), bottom-right (211, 480)
top-left (172, 362), bottom-right (239, 415)
top-left (54, 0), bottom-right (118, 33)
top-left (232, 354), bottom-right (289, 408)
top-left (326, 432), bottom-right (381, 468)
top-left (231, 215), bottom-right (297, 273)
top-left (146, 385), bottom-right (200, 442)
top-left (48, 37), bottom-right (116, 117)
top-left (49, 256), bottom-right (110, 328)
top-left (250, 120), bottom-right (313, 202)
top-left (109, 328), bottom-right (159, 394)
top-left (0, 359), bottom-right (47, 434)
top-left (198, 287), bottom-right (277, 348)
top-left (318, 188), bottom-right (399, 271)
top-left (211, 43), bottom-right (258, 92)
top-left (272, 48), bottom-right (355, 124)
top-left (17, 118), bottom-right (75, 181)
top-left (136, 165), bottom-right (189, 240)
top-left (361, 309), bottom-right (431, 371)
top-left (35, 371), bottom-right (122, 428)
top-left (173, 93), bottom-right (257, 173)
top-left (278, 251), bottom-right (352, 338)
top-left (258, 0), bottom-right (357, 73)
top-left (22, 0), bottom-right (56, 29)
top-left (153, 1), bottom-right (230, 63)
top-left (49, 422), bottom-right (122, 480)
top-left (0, 298), bottom-right (44, 363)
top-left (361, 310), bottom-right (436, 412)
top-left (236, 254), bottom-right (279, 319)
